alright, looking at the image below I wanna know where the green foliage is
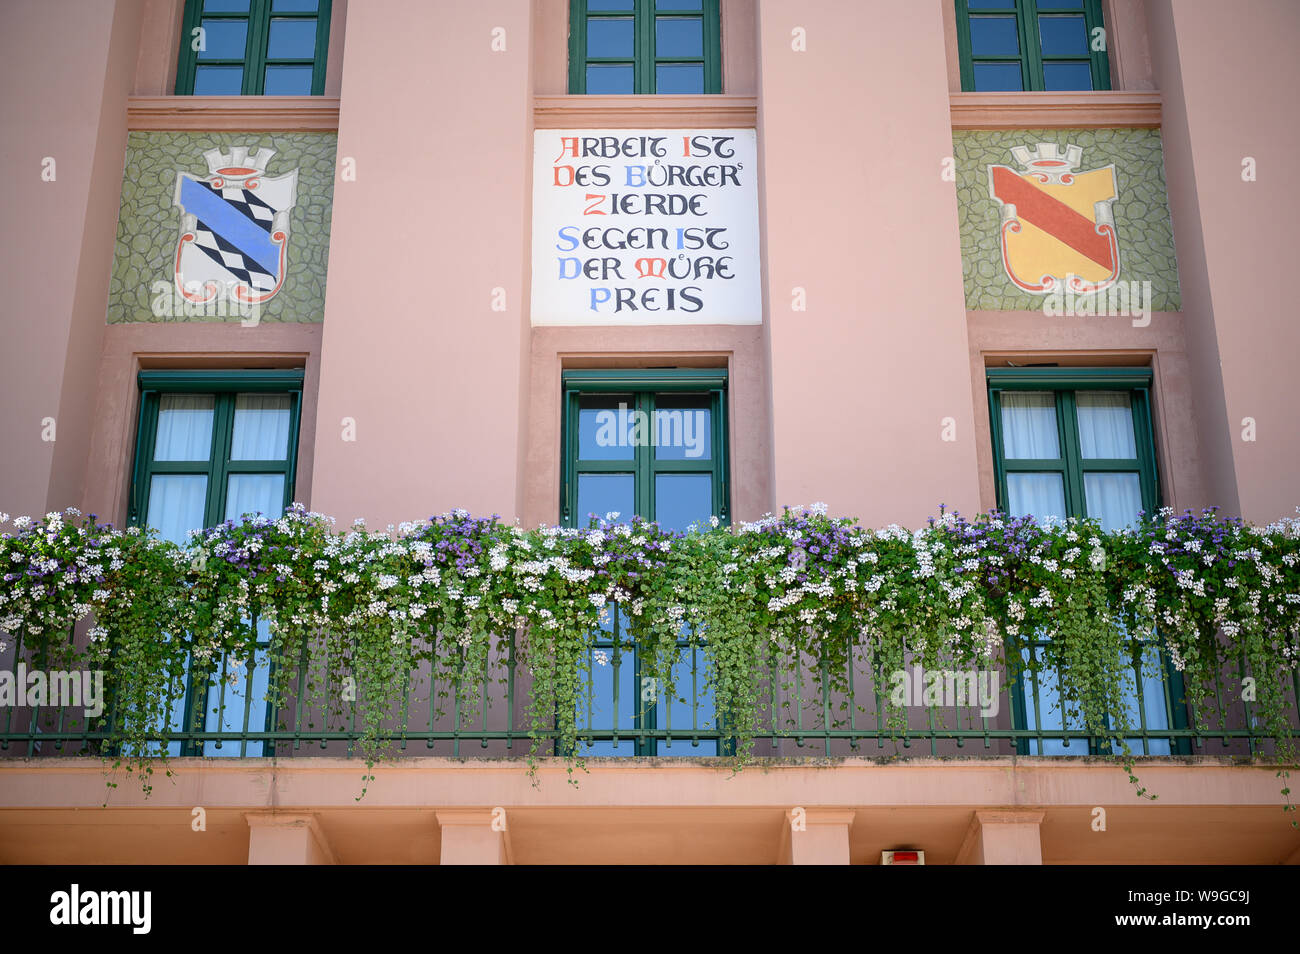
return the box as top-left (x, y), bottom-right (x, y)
top-left (1, 505), bottom-right (1296, 819)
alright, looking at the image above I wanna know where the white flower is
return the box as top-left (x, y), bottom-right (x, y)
top-left (593, 650), bottom-right (610, 667)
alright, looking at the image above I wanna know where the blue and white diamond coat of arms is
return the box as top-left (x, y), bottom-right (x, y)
top-left (172, 145), bottom-right (297, 306)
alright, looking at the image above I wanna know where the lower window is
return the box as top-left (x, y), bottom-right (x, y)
top-left (987, 367), bottom-right (1186, 754)
top-left (562, 368), bottom-right (728, 755)
top-left (130, 369), bottom-right (303, 756)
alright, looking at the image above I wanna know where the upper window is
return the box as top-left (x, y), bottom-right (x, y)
top-left (562, 369), bottom-right (729, 755)
top-left (569, 0), bottom-right (722, 95)
top-left (176, 0), bottom-right (333, 96)
top-left (955, 0), bottom-right (1110, 91)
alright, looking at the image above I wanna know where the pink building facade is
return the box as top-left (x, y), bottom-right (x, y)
top-left (1, 0), bottom-right (1298, 864)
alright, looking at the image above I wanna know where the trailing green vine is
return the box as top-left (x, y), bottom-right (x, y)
top-left (0, 504), bottom-right (1296, 820)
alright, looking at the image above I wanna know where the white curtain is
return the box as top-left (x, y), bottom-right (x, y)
top-left (1001, 391), bottom-right (1059, 458)
top-left (1006, 473), bottom-right (1066, 523)
top-left (230, 393), bottom-right (291, 460)
top-left (146, 475), bottom-right (207, 545)
top-left (153, 394), bottom-right (214, 461)
top-left (225, 474), bottom-right (285, 522)
top-left (1084, 472), bottom-right (1143, 532)
top-left (1076, 391), bottom-right (1136, 458)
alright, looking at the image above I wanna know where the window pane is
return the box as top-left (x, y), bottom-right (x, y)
top-left (586, 64), bottom-right (635, 93)
top-left (656, 17), bottom-right (703, 57)
top-left (147, 475), bottom-right (208, 545)
top-left (1020, 646), bottom-right (1088, 755)
top-left (589, 0), bottom-right (634, 9)
top-left (197, 19), bottom-right (248, 59)
top-left (1000, 392), bottom-right (1059, 459)
top-left (654, 473), bottom-right (712, 531)
top-left (272, 0), bottom-right (318, 10)
top-left (203, 620), bottom-right (271, 757)
top-left (1043, 61), bottom-right (1093, 90)
top-left (1084, 472), bottom-right (1142, 532)
top-left (1118, 644), bottom-right (1172, 755)
top-left (225, 474), bottom-right (286, 521)
top-left (969, 16), bottom-right (1019, 55)
top-left (972, 61), bottom-right (1023, 91)
top-left (656, 643), bottom-right (718, 756)
top-left (657, 0), bottom-right (702, 9)
top-left (231, 393), bottom-right (292, 461)
top-left (578, 395), bottom-right (636, 461)
top-left (1006, 473), bottom-right (1066, 524)
top-left (1076, 392), bottom-right (1136, 459)
top-left (267, 18), bottom-right (317, 58)
top-left (655, 63), bottom-right (704, 93)
top-left (577, 473), bottom-right (634, 523)
top-left (968, 0), bottom-right (1015, 7)
top-left (193, 65), bottom-right (243, 94)
top-left (1036, 0), bottom-right (1083, 8)
top-left (154, 394), bottom-right (215, 461)
top-left (264, 64), bottom-right (313, 94)
top-left (653, 396), bottom-right (710, 461)
top-left (588, 17), bottom-right (634, 57)
top-left (576, 638), bottom-right (638, 755)
top-left (1038, 15), bottom-right (1088, 55)
top-left (204, 0), bottom-right (250, 13)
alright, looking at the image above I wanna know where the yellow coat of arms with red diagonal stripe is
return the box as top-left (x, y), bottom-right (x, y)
top-left (987, 143), bottom-right (1119, 294)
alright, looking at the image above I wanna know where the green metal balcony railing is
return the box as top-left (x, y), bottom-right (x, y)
top-left (2, 626), bottom-right (1296, 761)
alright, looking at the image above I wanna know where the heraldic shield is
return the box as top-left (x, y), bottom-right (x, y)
top-left (172, 145), bottom-right (298, 305)
top-left (987, 143), bottom-right (1120, 295)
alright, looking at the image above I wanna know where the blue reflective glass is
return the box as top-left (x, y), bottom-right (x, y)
top-left (655, 17), bottom-right (703, 56)
top-left (264, 64), bottom-right (313, 94)
top-left (972, 61), bottom-right (1023, 91)
top-left (1039, 15), bottom-right (1088, 55)
top-left (194, 65), bottom-right (243, 93)
top-left (204, 0), bottom-right (250, 12)
top-left (203, 619), bottom-right (272, 756)
top-left (267, 18), bottom-right (317, 58)
top-left (657, 0), bottom-right (702, 9)
top-left (197, 19), bottom-right (248, 59)
top-left (586, 64), bottom-right (635, 93)
top-left (588, 17), bottom-right (634, 57)
top-left (1020, 645), bottom-right (1088, 755)
top-left (654, 473), bottom-right (712, 531)
top-left (969, 15), bottom-right (1019, 55)
top-left (653, 399), bottom-right (710, 461)
top-left (272, 0), bottom-right (318, 10)
top-left (1043, 61), bottom-right (1093, 90)
top-left (577, 473), bottom-right (634, 524)
top-left (577, 640), bottom-right (638, 756)
top-left (579, 396), bottom-right (635, 461)
top-left (655, 63), bottom-right (704, 93)
top-left (589, 0), bottom-right (634, 9)
top-left (655, 643), bottom-right (718, 756)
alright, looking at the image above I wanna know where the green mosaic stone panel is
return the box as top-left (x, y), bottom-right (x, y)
top-left (954, 128), bottom-right (1181, 311)
top-left (107, 131), bottom-right (335, 323)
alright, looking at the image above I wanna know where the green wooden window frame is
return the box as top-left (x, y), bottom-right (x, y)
top-left (986, 367), bottom-right (1158, 522)
top-left (987, 366), bottom-right (1188, 755)
top-left (955, 0), bottom-right (1110, 92)
top-left (128, 370), bottom-right (303, 758)
top-left (569, 0), bottom-right (722, 95)
top-left (176, 0), bottom-right (332, 96)
top-left (130, 369), bottom-right (304, 529)
top-left (561, 368), bottom-right (730, 756)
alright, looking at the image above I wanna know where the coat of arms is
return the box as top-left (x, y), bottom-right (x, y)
top-left (172, 145), bottom-right (297, 305)
top-left (987, 143), bottom-right (1119, 294)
